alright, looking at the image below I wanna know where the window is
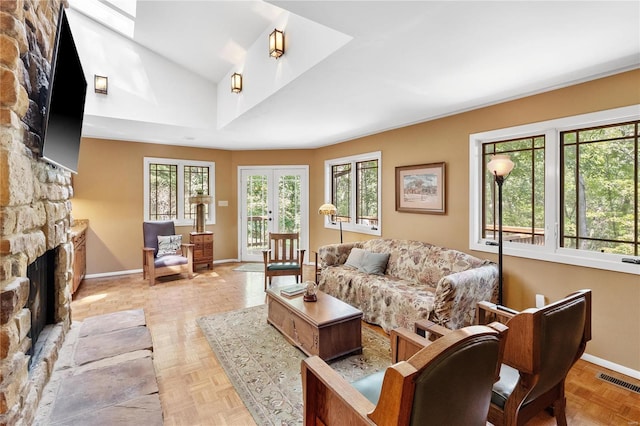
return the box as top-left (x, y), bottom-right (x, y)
top-left (483, 136), bottom-right (545, 246)
top-left (561, 122), bottom-right (638, 255)
top-left (325, 152), bottom-right (381, 236)
top-left (144, 157), bottom-right (215, 226)
top-left (470, 105), bottom-right (639, 275)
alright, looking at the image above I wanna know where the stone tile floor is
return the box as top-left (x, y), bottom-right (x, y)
top-left (33, 309), bottom-right (163, 425)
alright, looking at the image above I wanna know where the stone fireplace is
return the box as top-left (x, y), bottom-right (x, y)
top-left (0, 0), bottom-right (75, 425)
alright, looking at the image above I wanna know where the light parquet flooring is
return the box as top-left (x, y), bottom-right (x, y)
top-left (71, 263), bottom-right (640, 426)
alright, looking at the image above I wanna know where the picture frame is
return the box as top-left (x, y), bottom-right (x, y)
top-left (395, 162), bottom-right (446, 214)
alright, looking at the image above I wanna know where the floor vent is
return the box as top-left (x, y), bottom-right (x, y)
top-left (596, 372), bottom-right (640, 394)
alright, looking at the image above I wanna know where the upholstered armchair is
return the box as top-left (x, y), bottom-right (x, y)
top-left (475, 289), bottom-right (592, 426)
top-left (301, 323), bottom-right (508, 426)
top-left (142, 221), bottom-right (194, 285)
top-left (262, 232), bottom-right (305, 290)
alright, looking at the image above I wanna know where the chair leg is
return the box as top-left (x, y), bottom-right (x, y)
top-left (553, 397), bottom-right (568, 426)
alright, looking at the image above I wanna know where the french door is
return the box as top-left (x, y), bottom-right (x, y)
top-left (239, 166), bottom-right (308, 262)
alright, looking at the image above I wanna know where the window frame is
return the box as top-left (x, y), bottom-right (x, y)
top-left (469, 105), bottom-right (640, 275)
top-left (324, 151), bottom-right (382, 237)
top-left (143, 157), bottom-right (215, 226)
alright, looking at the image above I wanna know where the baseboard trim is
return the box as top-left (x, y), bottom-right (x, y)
top-left (582, 353), bottom-right (640, 380)
top-left (85, 269), bottom-right (142, 279)
top-left (84, 259), bottom-right (240, 280)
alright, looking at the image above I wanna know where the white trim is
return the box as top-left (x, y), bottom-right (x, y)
top-left (84, 258), bottom-right (241, 279)
top-left (85, 269), bottom-right (142, 279)
top-left (143, 157), bottom-right (216, 226)
top-left (469, 105), bottom-right (640, 275)
top-left (581, 353), bottom-right (640, 380)
top-left (323, 151), bottom-right (382, 237)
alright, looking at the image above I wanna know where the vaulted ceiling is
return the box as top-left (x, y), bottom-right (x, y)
top-left (68, 1), bottom-right (640, 150)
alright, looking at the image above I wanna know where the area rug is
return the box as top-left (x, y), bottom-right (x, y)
top-left (232, 263), bottom-right (264, 273)
top-left (197, 305), bottom-right (391, 426)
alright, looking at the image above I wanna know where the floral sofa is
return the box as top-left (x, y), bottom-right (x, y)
top-left (316, 239), bottom-right (498, 332)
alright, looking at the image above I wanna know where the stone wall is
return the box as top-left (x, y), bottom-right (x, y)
top-left (0, 0), bottom-right (74, 425)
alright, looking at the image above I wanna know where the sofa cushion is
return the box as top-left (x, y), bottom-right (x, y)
top-left (344, 248), bottom-right (366, 269)
top-left (359, 251), bottom-right (389, 275)
top-left (420, 245), bottom-right (485, 284)
top-left (362, 239), bottom-right (434, 285)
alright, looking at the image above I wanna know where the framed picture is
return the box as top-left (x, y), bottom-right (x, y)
top-left (395, 162), bottom-right (446, 214)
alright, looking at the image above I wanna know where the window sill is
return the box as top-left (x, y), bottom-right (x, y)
top-left (325, 224), bottom-right (381, 238)
top-left (470, 240), bottom-right (640, 275)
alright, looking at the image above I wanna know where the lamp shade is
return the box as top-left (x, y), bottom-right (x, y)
top-left (487, 154), bottom-right (515, 177)
top-left (269, 28), bottom-right (285, 58)
top-left (318, 203), bottom-right (337, 215)
top-left (189, 195), bottom-right (213, 205)
top-left (231, 72), bottom-right (242, 93)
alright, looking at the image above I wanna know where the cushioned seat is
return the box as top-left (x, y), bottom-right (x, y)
top-left (490, 363), bottom-right (520, 408)
top-left (142, 221), bottom-right (194, 285)
top-left (477, 289), bottom-right (592, 426)
top-left (266, 262), bottom-right (301, 271)
top-left (351, 370), bottom-right (385, 405)
top-left (262, 232), bottom-right (305, 290)
top-left (302, 323), bottom-right (508, 426)
top-left (153, 254), bottom-right (189, 268)
top-left (316, 239), bottom-right (498, 332)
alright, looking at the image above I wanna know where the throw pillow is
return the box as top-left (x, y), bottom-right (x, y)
top-left (157, 234), bottom-right (182, 257)
top-left (358, 251), bottom-right (390, 275)
top-left (344, 248), bottom-right (366, 269)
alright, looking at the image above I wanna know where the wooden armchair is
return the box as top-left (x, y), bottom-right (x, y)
top-left (302, 323), bottom-right (508, 426)
top-left (474, 289), bottom-right (592, 426)
top-left (262, 232), bottom-right (305, 290)
top-left (142, 221), bottom-right (194, 285)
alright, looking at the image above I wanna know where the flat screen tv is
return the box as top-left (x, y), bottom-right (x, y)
top-left (41, 5), bottom-right (87, 174)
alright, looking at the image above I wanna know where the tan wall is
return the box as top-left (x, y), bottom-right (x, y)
top-left (71, 140), bottom-right (234, 273)
top-left (73, 69), bottom-right (640, 371)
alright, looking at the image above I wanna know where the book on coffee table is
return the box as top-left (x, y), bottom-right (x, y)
top-left (280, 284), bottom-right (306, 297)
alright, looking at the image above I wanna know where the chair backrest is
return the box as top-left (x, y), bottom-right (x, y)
top-left (370, 325), bottom-right (505, 426)
top-left (503, 289), bottom-right (592, 405)
top-left (143, 221), bottom-right (176, 257)
top-left (266, 233), bottom-right (300, 263)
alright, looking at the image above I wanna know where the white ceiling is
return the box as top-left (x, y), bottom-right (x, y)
top-left (74, 1), bottom-right (640, 150)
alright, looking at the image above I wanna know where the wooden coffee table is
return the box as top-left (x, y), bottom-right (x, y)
top-left (266, 288), bottom-right (363, 361)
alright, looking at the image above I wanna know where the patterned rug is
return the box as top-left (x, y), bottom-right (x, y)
top-left (197, 304), bottom-right (391, 426)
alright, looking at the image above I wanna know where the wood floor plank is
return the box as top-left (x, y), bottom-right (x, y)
top-left (71, 263), bottom-right (640, 425)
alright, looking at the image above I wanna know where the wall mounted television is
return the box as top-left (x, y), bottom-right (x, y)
top-left (41, 5), bottom-right (87, 174)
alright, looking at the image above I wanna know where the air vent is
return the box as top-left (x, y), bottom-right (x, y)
top-left (596, 372), bottom-right (640, 394)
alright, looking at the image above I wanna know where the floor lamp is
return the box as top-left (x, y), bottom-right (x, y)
top-left (487, 154), bottom-right (514, 307)
top-left (318, 203), bottom-right (342, 243)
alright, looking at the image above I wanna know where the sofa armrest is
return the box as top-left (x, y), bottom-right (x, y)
top-left (317, 242), bottom-right (361, 268)
top-left (431, 262), bottom-right (499, 330)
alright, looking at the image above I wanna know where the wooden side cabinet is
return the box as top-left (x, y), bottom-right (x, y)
top-left (71, 227), bottom-right (87, 295)
top-left (190, 231), bottom-right (214, 271)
